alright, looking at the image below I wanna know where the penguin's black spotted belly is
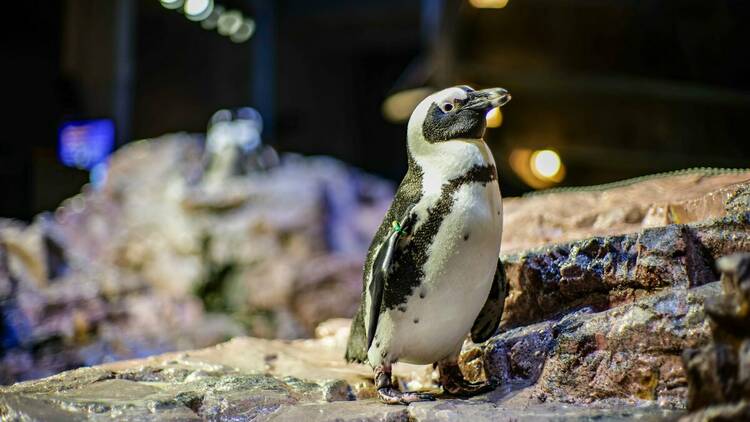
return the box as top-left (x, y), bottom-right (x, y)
top-left (382, 163), bottom-right (497, 310)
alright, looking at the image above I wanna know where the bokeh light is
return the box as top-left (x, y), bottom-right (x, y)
top-left (485, 107), bottom-right (503, 128)
top-left (200, 5), bottom-right (223, 30)
top-left (469, 0), bottom-right (509, 9)
top-left (230, 18), bottom-right (256, 43)
top-left (160, 0), bottom-right (184, 10)
top-left (160, 1), bottom-right (253, 42)
top-left (509, 148), bottom-right (566, 189)
top-left (530, 149), bottom-right (563, 181)
top-left (382, 88), bottom-right (435, 123)
top-left (217, 10), bottom-right (243, 36)
top-left (184, 0), bottom-right (213, 21)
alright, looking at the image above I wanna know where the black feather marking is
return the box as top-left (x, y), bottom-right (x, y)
top-left (345, 156), bottom-right (424, 363)
top-left (382, 163), bottom-right (497, 311)
top-left (422, 102), bottom-right (486, 143)
top-left (471, 258), bottom-right (507, 343)
top-left (345, 305), bottom-right (367, 363)
top-left (367, 205), bottom-right (414, 350)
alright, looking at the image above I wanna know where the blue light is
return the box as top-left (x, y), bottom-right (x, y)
top-left (90, 161), bottom-right (110, 190)
top-left (58, 119), bottom-right (115, 170)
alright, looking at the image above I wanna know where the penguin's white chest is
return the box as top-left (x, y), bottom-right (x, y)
top-left (369, 179), bottom-right (502, 365)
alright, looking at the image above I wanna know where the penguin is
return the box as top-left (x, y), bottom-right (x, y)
top-left (345, 85), bottom-right (511, 404)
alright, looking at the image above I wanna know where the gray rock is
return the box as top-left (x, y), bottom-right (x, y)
top-left (0, 135), bottom-right (393, 384)
top-left (470, 282), bottom-right (719, 408)
top-left (0, 308), bottom-right (708, 420)
top-left (501, 212), bottom-right (750, 329)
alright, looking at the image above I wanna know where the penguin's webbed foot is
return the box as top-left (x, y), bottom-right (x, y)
top-left (377, 387), bottom-right (435, 405)
top-left (374, 364), bottom-right (435, 405)
top-left (438, 359), bottom-right (495, 397)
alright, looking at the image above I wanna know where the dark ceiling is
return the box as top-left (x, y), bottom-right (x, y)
top-left (2, 0), bottom-right (749, 220)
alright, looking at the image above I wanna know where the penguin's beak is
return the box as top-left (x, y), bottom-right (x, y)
top-left (465, 87), bottom-right (511, 112)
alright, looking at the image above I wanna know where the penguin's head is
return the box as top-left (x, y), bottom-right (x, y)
top-left (407, 85), bottom-right (510, 144)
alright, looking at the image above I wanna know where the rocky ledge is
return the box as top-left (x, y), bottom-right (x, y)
top-left (0, 319), bottom-right (682, 421)
top-left (0, 266), bottom-right (731, 420)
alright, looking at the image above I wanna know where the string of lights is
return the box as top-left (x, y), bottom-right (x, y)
top-left (159, 0), bottom-right (255, 43)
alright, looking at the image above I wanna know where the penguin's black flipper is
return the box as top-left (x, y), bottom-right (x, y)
top-left (366, 206), bottom-right (417, 351)
top-left (471, 258), bottom-right (508, 343)
top-left (345, 304), bottom-right (368, 363)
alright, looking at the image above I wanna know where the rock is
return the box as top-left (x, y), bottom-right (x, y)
top-left (502, 170), bottom-right (750, 253)
top-left (3, 133), bottom-right (750, 417)
top-left (680, 253), bottom-right (750, 420)
top-left (0, 318), bottom-right (684, 421)
top-left (680, 401), bottom-right (750, 422)
top-left (0, 273), bottom-right (720, 418)
top-left (0, 255), bottom-right (244, 384)
top-left (501, 210), bottom-right (750, 329)
top-left (0, 204), bottom-right (245, 385)
top-left (0, 135), bottom-right (394, 384)
top-left (1, 219), bottom-right (50, 288)
top-left (471, 282), bottom-right (719, 408)
top-left (683, 343), bottom-right (739, 410)
top-left (499, 173), bottom-right (750, 332)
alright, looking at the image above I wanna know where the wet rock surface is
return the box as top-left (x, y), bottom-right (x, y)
top-left (0, 319), bottom-right (684, 421)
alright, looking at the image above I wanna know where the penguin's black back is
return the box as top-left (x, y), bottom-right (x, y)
top-left (345, 154), bottom-right (424, 363)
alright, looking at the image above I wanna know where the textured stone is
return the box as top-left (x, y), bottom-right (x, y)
top-left (469, 282), bottom-right (719, 408)
top-left (680, 253), bottom-right (750, 420)
top-left (0, 281), bottom-right (720, 419)
top-left (502, 170), bottom-right (750, 253)
top-left (0, 318), bottom-right (687, 421)
top-left (680, 401), bottom-right (750, 422)
top-left (3, 134), bottom-right (750, 417)
top-left (0, 135), bottom-right (392, 384)
top-left (501, 211), bottom-right (750, 329)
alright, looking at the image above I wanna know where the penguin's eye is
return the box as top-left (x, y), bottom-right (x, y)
top-left (440, 102), bottom-right (456, 113)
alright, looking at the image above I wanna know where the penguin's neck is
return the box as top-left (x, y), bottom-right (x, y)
top-left (407, 136), bottom-right (495, 197)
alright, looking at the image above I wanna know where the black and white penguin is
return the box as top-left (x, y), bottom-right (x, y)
top-left (345, 85), bottom-right (511, 404)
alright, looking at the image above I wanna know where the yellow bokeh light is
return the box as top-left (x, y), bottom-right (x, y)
top-left (485, 107), bottom-right (503, 128)
top-left (469, 0), bottom-right (509, 9)
top-left (381, 88), bottom-right (435, 123)
top-left (530, 149), bottom-right (563, 181)
top-left (509, 148), bottom-right (565, 189)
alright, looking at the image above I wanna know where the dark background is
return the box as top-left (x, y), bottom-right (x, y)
top-left (2, 0), bottom-right (750, 221)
